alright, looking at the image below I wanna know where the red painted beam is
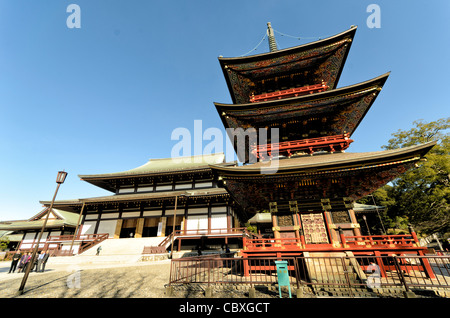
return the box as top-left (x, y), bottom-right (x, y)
top-left (250, 82), bottom-right (329, 103)
top-left (251, 133), bottom-right (353, 159)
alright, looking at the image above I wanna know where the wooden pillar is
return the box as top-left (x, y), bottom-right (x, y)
top-left (160, 217), bottom-right (167, 237)
top-left (410, 224), bottom-right (435, 279)
top-left (349, 209), bottom-right (362, 236)
top-left (374, 251), bottom-right (387, 278)
top-left (114, 219), bottom-right (123, 239)
top-left (338, 227), bottom-right (348, 248)
top-left (418, 250), bottom-right (436, 279)
top-left (293, 213), bottom-right (300, 239)
top-left (272, 214), bottom-right (280, 239)
top-left (135, 218), bottom-right (144, 238)
top-left (207, 203), bottom-right (211, 234)
top-left (323, 211), bottom-right (337, 243)
top-left (181, 216), bottom-right (186, 235)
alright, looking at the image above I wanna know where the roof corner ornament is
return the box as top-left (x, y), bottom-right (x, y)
top-left (267, 22), bottom-right (278, 52)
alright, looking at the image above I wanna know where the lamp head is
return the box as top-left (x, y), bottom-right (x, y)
top-left (56, 171), bottom-right (68, 184)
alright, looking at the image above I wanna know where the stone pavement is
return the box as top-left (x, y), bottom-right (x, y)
top-left (0, 258), bottom-right (172, 298)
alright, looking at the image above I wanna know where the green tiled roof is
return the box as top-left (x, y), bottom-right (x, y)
top-left (0, 209), bottom-right (79, 231)
top-left (79, 153), bottom-right (226, 179)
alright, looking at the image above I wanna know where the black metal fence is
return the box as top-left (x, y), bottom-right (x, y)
top-left (168, 254), bottom-right (450, 296)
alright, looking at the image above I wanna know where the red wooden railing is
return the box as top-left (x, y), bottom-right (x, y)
top-left (243, 234), bottom-right (421, 253)
top-left (18, 233), bottom-right (109, 256)
top-left (249, 82), bottom-right (329, 103)
top-left (251, 133), bottom-right (353, 159)
top-left (46, 233), bottom-right (108, 242)
top-left (343, 234), bottom-right (417, 248)
top-left (143, 227), bottom-right (255, 254)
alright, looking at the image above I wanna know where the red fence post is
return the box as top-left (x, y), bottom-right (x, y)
top-left (338, 227), bottom-right (348, 248)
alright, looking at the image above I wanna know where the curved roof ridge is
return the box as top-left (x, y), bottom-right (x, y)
top-left (214, 72), bottom-right (390, 109)
top-left (209, 141), bottom-right (436, 173)
top-left (79, 152), bottom-right (226, 179)
top-left (219, 26), bottom-right (357, 61)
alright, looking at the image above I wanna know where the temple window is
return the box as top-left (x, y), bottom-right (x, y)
top-left (118, 187), bottom-right (135, 194)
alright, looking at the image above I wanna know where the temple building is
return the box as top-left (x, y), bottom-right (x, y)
top-left (3, 23), bottom-right (436, 269)
top-left (209, 23), bottom-right (435, 265)
top-left (0, 208), bottom-right (78, 253)
top-left (38, 153), bottom-right (244, 253)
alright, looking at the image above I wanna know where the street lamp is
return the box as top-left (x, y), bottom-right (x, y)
top-left (18, 170), bottom-right (68, 295)
top-left (370, 194), bottom-right (386, 235)
top-left (362, 215), bottom-right (372, 236)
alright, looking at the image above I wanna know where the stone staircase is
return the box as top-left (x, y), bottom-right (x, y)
top-left (302, 252), bottom-right (373, 297)
top-left (47, 237), bottom-right (167, 266)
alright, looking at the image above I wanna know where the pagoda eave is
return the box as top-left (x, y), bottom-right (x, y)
top-left (219, 26), bottom-right (357, 104)
top-left (216, 72), bottom-right (390, 162)
top-left (215, 72), bottom-right (389, 112)
top-left (210, 142), bottom-right (436, 211)
top-left (211, 141), bottom-right (434, 176)
top-left (219, 26), bottom-right (356, 64)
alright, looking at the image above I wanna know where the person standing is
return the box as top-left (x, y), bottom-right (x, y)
top-left (17, 252), bottom-right (31, 273)
top-left (40, 250), bottom-right (50, 272)
top-left (8, 250), bottom-right (22, 273)
top-left (36, 250), bottom-right (46, 272)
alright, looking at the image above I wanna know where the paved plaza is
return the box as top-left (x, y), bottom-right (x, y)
top-left (0, 258), bottom-right (172, 298)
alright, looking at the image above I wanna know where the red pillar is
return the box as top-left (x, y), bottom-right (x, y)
top-left (338, 227), bottom-right (347, 248)
top-left (409, 224), bottom-right (435, 279)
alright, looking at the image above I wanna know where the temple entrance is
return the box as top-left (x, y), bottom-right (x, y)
top-left (165, 216), bottom-right (183, 236)
top-left (120, 218), bottom-right (137, 238)
top-left (142, 217), bottom-right (160, 237)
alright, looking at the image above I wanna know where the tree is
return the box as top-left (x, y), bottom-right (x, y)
top-left (379, 118), bottom-right (450, 237)
top-left (0, 237), bottom-right (9, 251)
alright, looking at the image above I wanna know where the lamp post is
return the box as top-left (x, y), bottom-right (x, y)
top-left (362, 215), bottom-right (372, 236)
top-left (370, 194), bottom-right (386, 235)
top-left (69, 202), bottom-right (85, 255)
top-left (18, 170), bottom-right (68, 295)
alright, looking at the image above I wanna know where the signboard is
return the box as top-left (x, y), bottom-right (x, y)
top-left (301, 213), bottom-right (329, 244)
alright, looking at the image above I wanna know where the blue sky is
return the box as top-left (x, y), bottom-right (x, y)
top-left (0, 0), bottom-right (448, 221)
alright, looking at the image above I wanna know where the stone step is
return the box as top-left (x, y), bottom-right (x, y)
top-left (48, 237), bottom-right (169, 266)
top-left (78, 237), bottom-right (166, 256)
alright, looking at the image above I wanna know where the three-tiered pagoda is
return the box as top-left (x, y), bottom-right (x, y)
top-left (210, 23), bottom-right (436, 264)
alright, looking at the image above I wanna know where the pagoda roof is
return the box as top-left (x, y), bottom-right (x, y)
top-left (79, 153), bottom-right (227, 192)
top-left (215, 73), bottom-right (389, 161)
top-left (211, 142), bottom-right (434, 175)
top-left (219, 26), bottom-right (357, 104)
top-left (210, 142), bottom-right (436, 211)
